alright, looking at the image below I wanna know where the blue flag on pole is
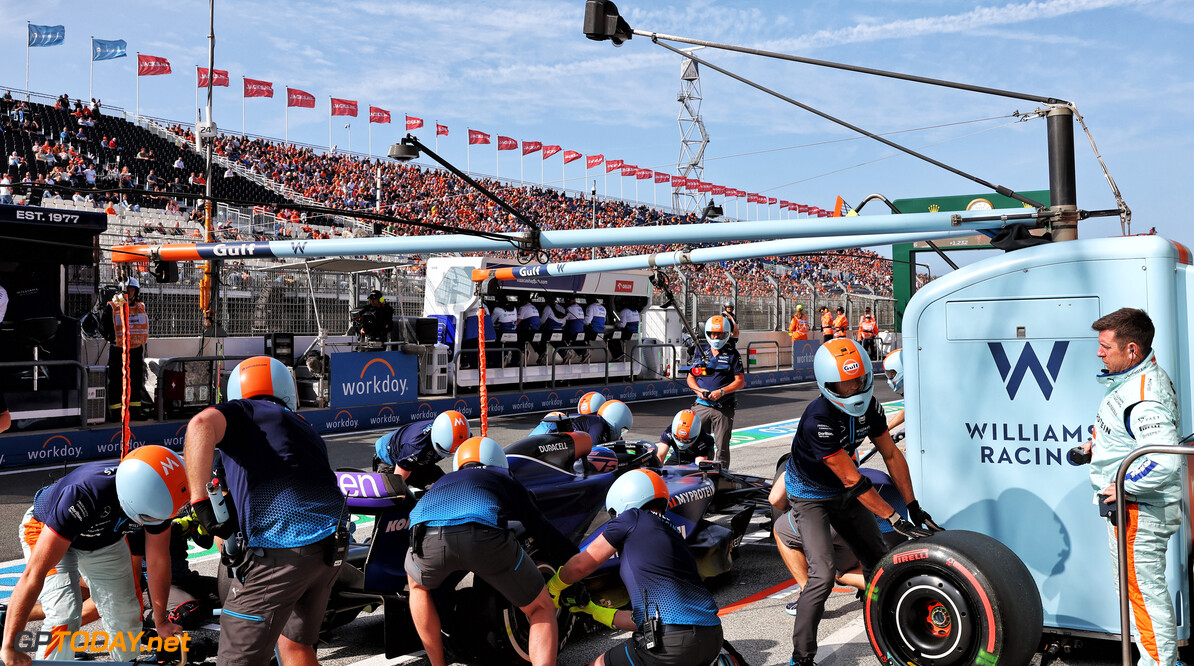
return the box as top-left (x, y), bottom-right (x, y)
top-left (28, 24), bottom-right (65, 47)
top-left (92, 38), bottom-right (127, 61)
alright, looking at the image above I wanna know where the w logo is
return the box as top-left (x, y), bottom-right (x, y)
top-left (988, 341), bottom-right (1069, 400)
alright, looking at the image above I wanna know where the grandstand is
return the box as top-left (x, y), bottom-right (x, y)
top-left (4, 87), bottom-right (915, 337)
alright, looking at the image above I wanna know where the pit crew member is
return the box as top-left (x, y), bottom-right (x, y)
top-left (785, 338), bottom-right (940, 666)
top-left (2, 445), bottom-right (187, 665)
top-left (655, 409), bottom-right (716, 465)
top-left (183, 356), bottom-right (348, 666)
top-left (550, 469), bottom-right (723, 666)
top-left (371, 410), bottom-right (472, 487)
top-left (688, 315), bottom-right (744, 467)
top-left (406, 437), bottom-right (577, 666)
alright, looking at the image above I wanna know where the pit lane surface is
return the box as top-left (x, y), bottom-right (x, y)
top-left (0, 381), bottom-right (1131, 665)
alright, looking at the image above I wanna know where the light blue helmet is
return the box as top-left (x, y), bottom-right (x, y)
top-left (598, 400), bottom-right (633, 436)
top-left (453, 436), bottom-right (507, 471)
top-left (430, 410), bottom-right (471, 457)
top-left (704, 315), bottom-right (731, 350)
top-left (606, 469), bottom-right (668, 517)
top-left (228, 356), bottom-right (297, 411)
top-left (884, 349), bottom-right (904, 394)
top-left (670, 409), bottom-right (702, 451)
top-left (577, 391), bottom-right (607, 415)
top-left (813, 339), bottom-right (874, 417)
top-left (115, 445), bottom-right (189, 526)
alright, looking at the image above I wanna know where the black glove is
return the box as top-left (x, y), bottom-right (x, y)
top-left (906, 501), bottom-right (944, 533)
top-left (888, 512), bottom-right (932, 539)
top-left (559, 582), bottom-right (591, 612)
top-left (191, 498), bottom-right (235, 539)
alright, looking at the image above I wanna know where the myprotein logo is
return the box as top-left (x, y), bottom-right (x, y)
top-left (988, 341), bottom-right (1068, 400)
top-left (340, 358), bottom-right (409, 400)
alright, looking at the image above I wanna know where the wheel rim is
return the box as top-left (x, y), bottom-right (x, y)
top-left (885, 573), bottom-right (976, 664)
top-left (500, 563), bottom-right (571, 663)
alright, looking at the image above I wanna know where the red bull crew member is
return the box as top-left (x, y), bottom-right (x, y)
top-left (1084, 308), bottom-right (1183, 666)
top-left (406, 437), bottom-right (577, 666)
top-left (2, 446), bottom-right (188, 665)
top-left (549, 469), bottom-right (723, 666)
top-left (688, 316), bottom-right (745, 467)
top-left (785, 339), bottom-right (940, 666)
top-left (371, 410), bottom-right (472, 487)
top-left (183, 356), bottom-right (348, 666)
top-left (655, 409), bottom-right (716, 465)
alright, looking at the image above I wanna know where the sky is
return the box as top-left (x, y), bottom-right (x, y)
top-left (2, 0), bottom-right (1190, 270)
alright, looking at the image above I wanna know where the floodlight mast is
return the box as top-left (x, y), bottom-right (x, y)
top-left (581, 0), bottom-right (1080, 240)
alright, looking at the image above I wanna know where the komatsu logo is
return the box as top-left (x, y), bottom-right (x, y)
top-left (988, 341), bottom-right (1068, 400)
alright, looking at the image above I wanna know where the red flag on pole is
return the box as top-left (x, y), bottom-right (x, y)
top-left (563, 151), bottom-right (582, 165)
top-left (498, 136), bottom-right (518, 151)
top-left (671, 175), bottom-right (685, 187)
top-left (244, 78), bottom-right (273, 98)
top-left (712, 185), bottom-right (725, 195)
top-left (542, 145), bottom-right (561, 160)
top-left (468, 129), bottom-right (490, 145)
top-left (636, 168), bottom-right (651, 180)
top-left (331, 98), bottom-right (358, 116)
top-left (287, 88), bottom-right (315, 108)
top-left (685, 178), bottom-right (700, 190)
top-left (768, 197), bottom-right (778, 205)
top-left (522, 141), bottom-right (542, 156)
top-left (370, 107), bottom-right (391, 124)
top-left (620, 164), bottom-right (637, 176)
top-left (197, 68), bottom-right (229, 87)
top-left (605, 159), bottom-right (623, 173)
top-left (698, 181), bottom-right (712, 192)
top-left (654, 171), bottom-right (670, 184)
top-left (586, 155), bottom-right (604, 169)
top-left (436, 123), bottom-right (449, 136)
top-left (137, 54), bottom-right (171, 76)
top-left (405, 115), bottom-right (423, 130)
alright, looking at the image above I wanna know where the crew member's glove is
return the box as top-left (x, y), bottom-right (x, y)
top-left (191, 498), bottom-right (235, 539)
top-left (906, 501), bottom-right (944, 533)
top-left (571, 601), bottom-right (618, 628)
top-left (173, 510), bottom-right (214, 550)
top-left (547, 571), bottom-right (569, 608)
top-left (887, 511), bottom-right (932, 539)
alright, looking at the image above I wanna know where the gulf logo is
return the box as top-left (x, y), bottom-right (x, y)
top-left (841, 359), bottom-right (861, 376)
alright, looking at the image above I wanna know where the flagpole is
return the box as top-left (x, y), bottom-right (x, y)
top-left (562, 158), bottom-right (565, 191)
top-left (434, 120), bottom-right (439, 154)
top-left (90, 37), bottom-right (94, 102)
top-left (26, 22), bottom-right (30, 102)
top-left (195, 66), bottom-right (199, 121)
top-left (368, 120), bottom-right (372, 159)
top-left (496, 142), bottom-right (499, 180)
top-left (241, 78), bottom-right (245, 136)
top-left (520, 152), bottom-right (524, 184)
top-left (329, 98), bottom-right (333, 153)
top-left (285, 102), bottom-right (288, 143)
top-left (135, 52), bottom-right (140, 123)
top-left (540, 156), bottom-right (544, 185)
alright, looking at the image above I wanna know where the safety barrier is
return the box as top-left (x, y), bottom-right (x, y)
top-left (0, 360), bottom-right (90, 427)
top-left (152, 355), bottom-right (253, 421)
top-left (1113, 443), bottom-right (1194, 664)
top-left (745, 340), bottom-right (780, 373)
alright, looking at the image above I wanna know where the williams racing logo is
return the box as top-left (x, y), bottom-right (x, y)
top-left (988, 341), bottom-right (1068, 400)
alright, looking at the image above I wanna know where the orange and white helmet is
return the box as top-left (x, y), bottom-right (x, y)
top-left (606, 469), bottom-right (668, 516)
top-left (115, 445), bottom-right (189, 526)
top-left (814, 338), bottom-right (874, 417)
top-left (430, 410), bottom-right (471, 457)
top-left (670, 409), bottom-right (702, 451)
top-left (453, 436), bottom-right (507, 471)
top-left (704, 316), bottom-right (730, 350)
top-left (577, 391), bottom-right (607, 415)
top-left (598, 399), bottom-right (633, 436)
top-left (228, 356), bottom-right (297, 411)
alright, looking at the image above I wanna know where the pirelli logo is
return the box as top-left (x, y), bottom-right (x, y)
top-left (892, 548), bottom-right (930, 564)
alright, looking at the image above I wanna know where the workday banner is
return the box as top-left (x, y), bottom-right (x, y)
top-left (330, 351), bottom-right (418, 408)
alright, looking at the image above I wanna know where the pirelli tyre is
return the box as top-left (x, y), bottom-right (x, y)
top-left (864, 530), bottom-right (1042, 666)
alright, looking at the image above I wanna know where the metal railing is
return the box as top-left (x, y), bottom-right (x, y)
top-left (1113, 443), bottom-right (1194, 664)
top-left (631, 342), bottom-right (680, 381)
top-left (0, 360), bottom-right (89, 427)
top-left (153, 355), bottom-right (253, 421)
top-left (745, 340), bottom-right (780, 373)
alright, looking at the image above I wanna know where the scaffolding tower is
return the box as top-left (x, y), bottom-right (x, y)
top-left (674, 49), bottom-right (709, 214)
